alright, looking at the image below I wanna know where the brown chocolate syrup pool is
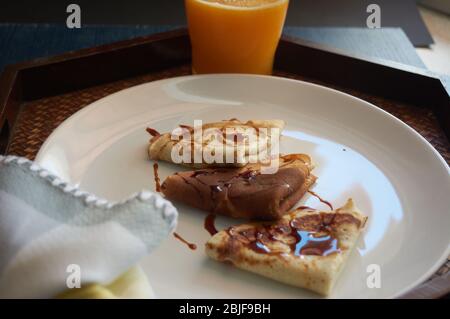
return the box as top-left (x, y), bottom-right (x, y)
top-left (173, 232), bottom-right (197, 250)
top-left (227, 215), bottom-right (340, 257)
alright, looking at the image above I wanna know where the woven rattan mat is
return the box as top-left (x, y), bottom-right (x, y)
top-left (6, 64), bottom-right (450, 289)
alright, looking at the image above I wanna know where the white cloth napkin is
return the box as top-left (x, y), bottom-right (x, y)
top-left (0, 155), bottom-right (178, 298)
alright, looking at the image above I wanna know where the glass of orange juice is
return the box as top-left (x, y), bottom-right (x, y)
top-left (185, 0), bottom-right (289, 75)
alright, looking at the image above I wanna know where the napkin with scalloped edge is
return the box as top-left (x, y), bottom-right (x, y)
top-left (0, 155), bottom-right (178, 298)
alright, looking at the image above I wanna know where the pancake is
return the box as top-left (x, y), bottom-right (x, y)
top-left (160, 154), bottom-right (316, 220)
top-left (205, 199), bottom-right (368, 296)
top-left (147, 119), bottom-right (284, 168)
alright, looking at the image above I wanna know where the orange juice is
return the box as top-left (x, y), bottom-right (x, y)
top-left (185, 0), bottom-right (289, 74)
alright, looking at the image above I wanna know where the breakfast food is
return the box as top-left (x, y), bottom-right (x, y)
top-left (146, 119), bottom-right (285, 168)
top-left (205, 199), bottom-right (367, 296)
top-left (160, 154), bottom-right (316, 220)
top-left (146, 118), bottom-right (369, 296)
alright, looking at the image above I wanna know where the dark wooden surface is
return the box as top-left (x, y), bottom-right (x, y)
top-left (276, 35), bottom-right (450, 139)
top-left (1, 28), bottom-right (449, 147)
top-left (0, 28), bottom-right (449, 298)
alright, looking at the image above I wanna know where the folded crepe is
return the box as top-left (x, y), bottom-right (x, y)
top-left (205, 199), bottom-right (368, 296)
top-left (147, 119), bottom-right (285, 168)
top-left (161, 154), bottom-right (316, 220)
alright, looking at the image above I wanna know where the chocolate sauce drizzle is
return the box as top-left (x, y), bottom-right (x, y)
top-left (191, 169), bottom-right (257, 185)
top-left (146, 127), bottom-right (160, 137)
top-left (292, 230), bottom-right (338, 256)
top-left (179, 124), bottom-right (194, 133)
top-left (307, 190), bottom-right (333, 210)
top-left (204, 213), bottom-right (218, 236)
top-left (298, 206), bottom-right (316, 211)
top-left (183, 168), bottom-right (259, 211)
top-left (173, 232), bottom-right (197, 250)
top-left (153, 162), bottom-right (161, 192)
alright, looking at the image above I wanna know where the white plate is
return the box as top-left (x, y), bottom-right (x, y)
top-left (35, 74), bottom-right (450, 298)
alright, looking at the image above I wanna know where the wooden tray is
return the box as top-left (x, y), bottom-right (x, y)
top-left (0, 28), bottom-right (449, 298)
